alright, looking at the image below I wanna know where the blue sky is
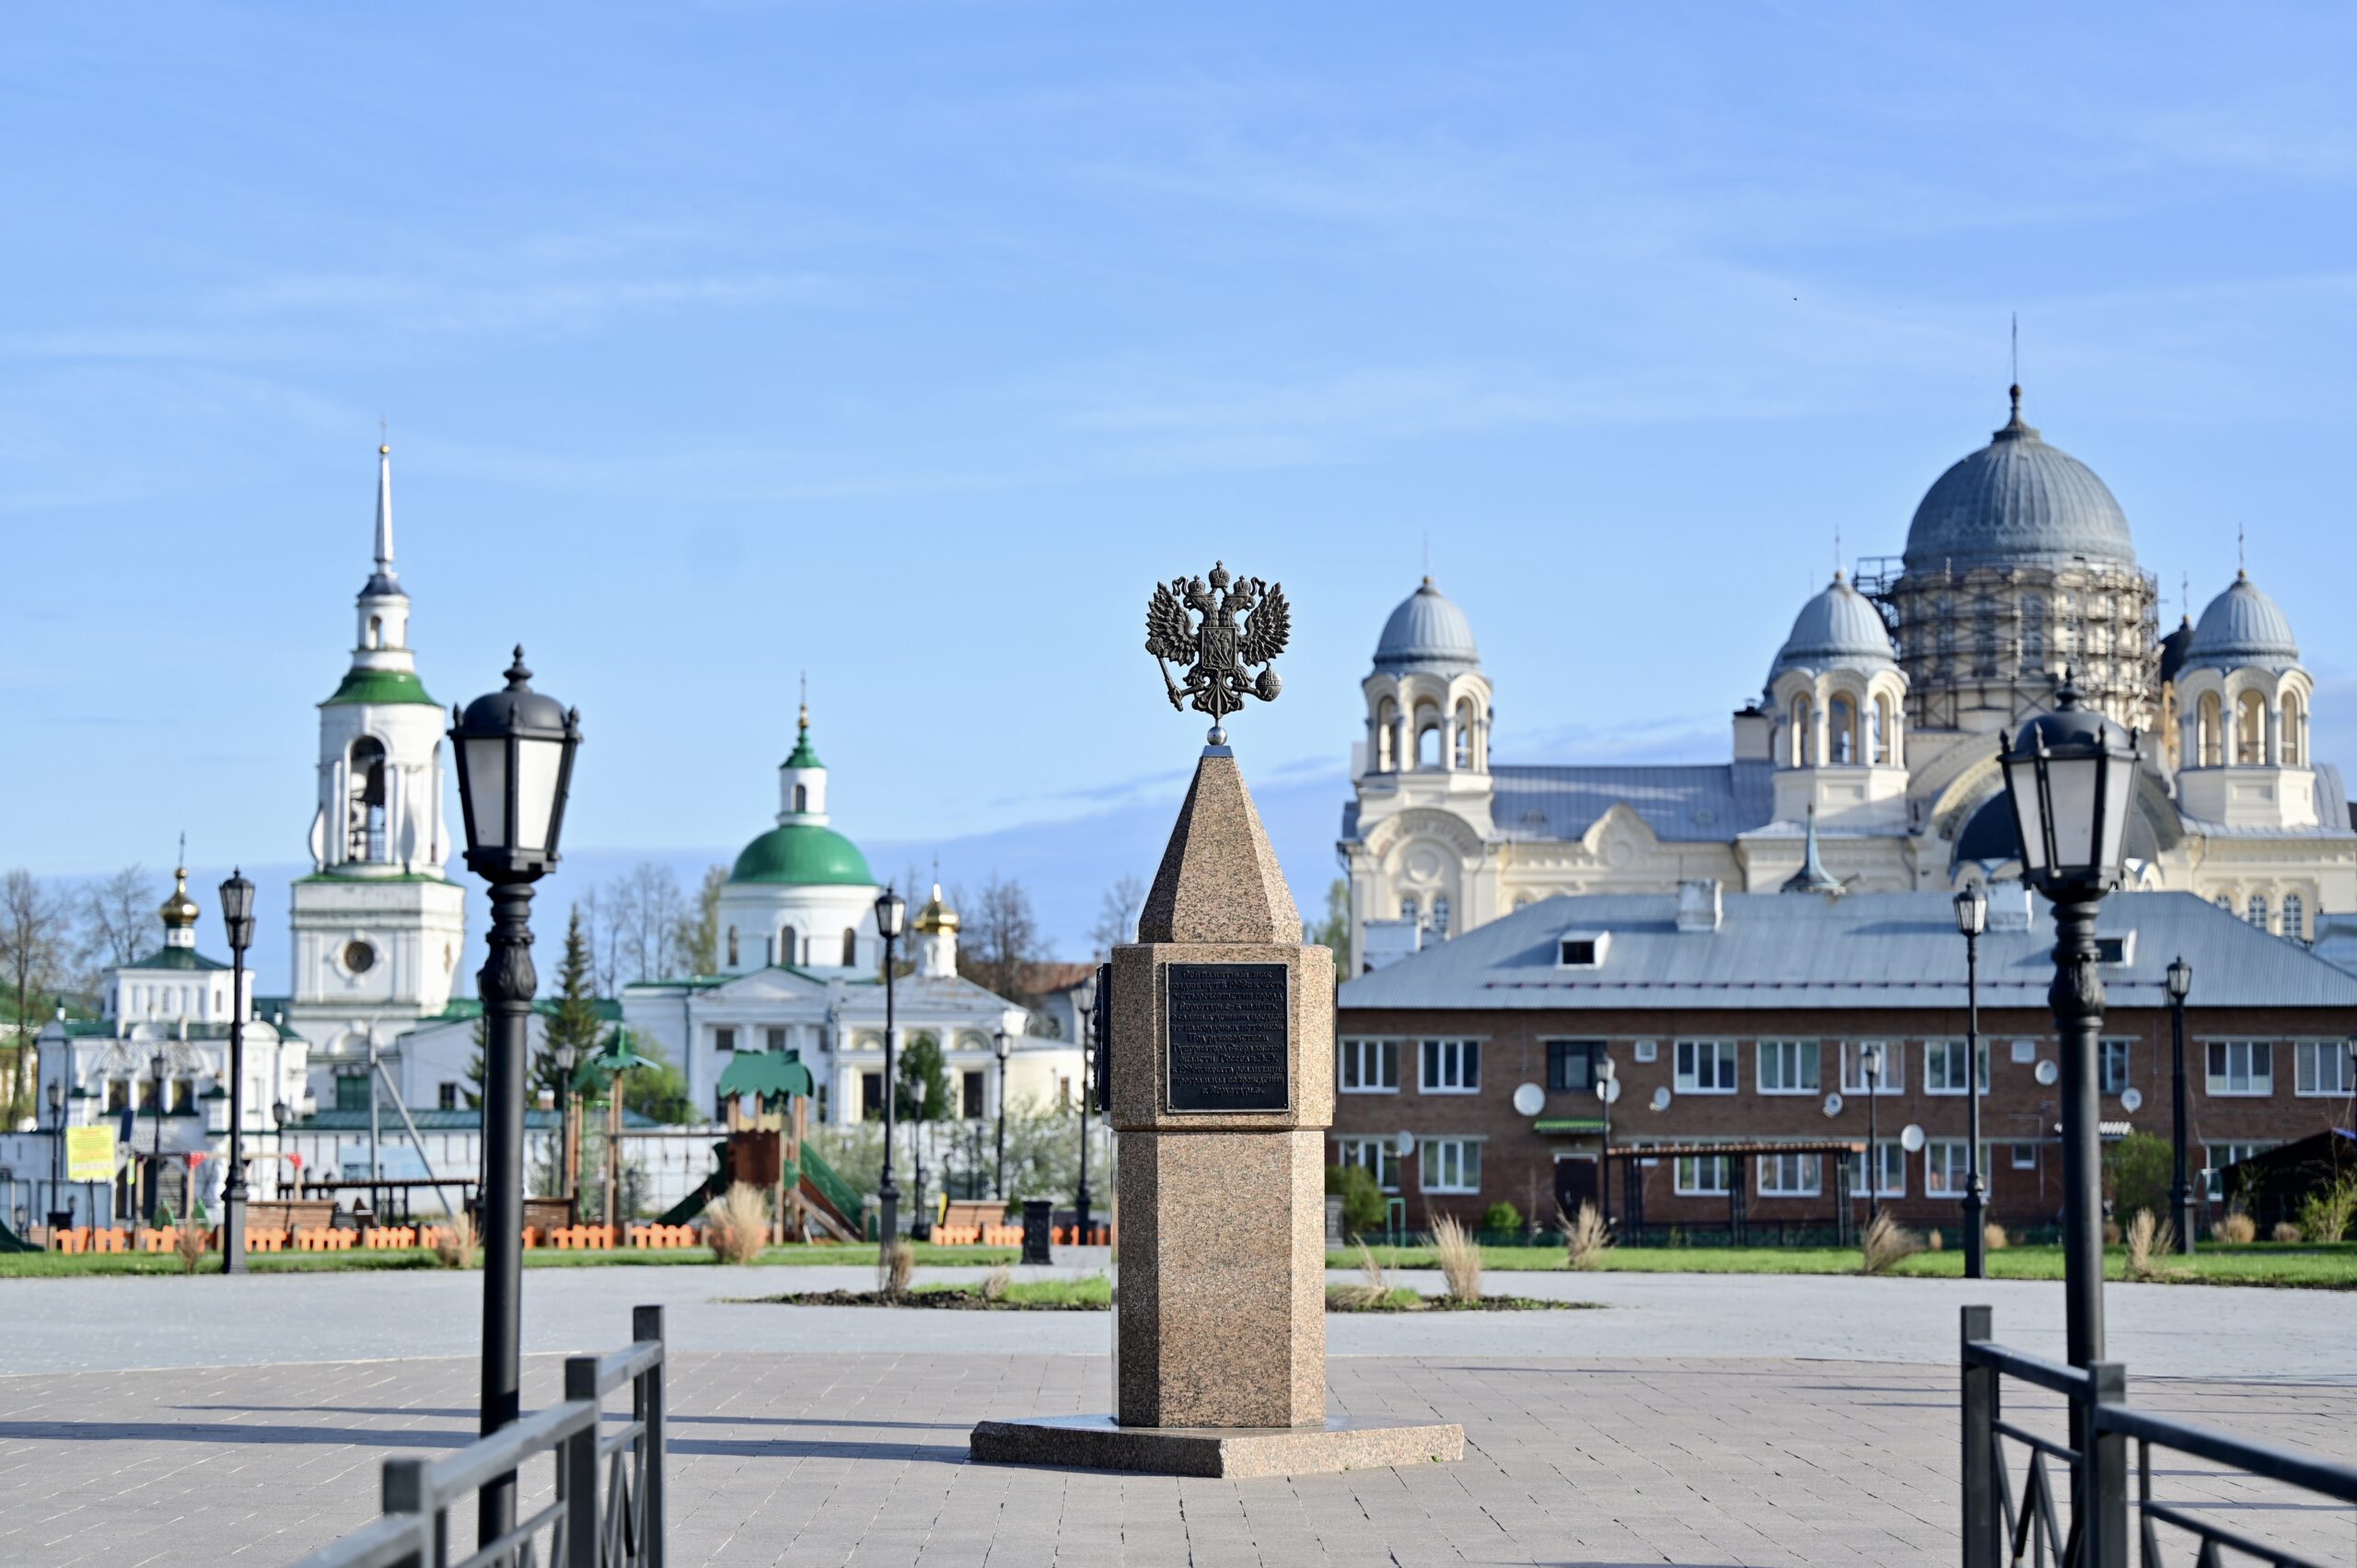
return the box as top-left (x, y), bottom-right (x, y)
top-left (6, 4), bottom-right (2357, 976)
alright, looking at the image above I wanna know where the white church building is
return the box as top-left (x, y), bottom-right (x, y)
top-left (1343, 387), bottom-right (2357, 968)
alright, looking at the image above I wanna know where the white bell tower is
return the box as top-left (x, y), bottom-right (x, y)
top-left (286, 445), bottom-right (467, 1067)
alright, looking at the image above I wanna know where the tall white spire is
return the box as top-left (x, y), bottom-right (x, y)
top-left (372, 442), bottom-right (396, 585)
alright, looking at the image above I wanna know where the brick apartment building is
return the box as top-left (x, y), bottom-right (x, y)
top-left (1332, 885), bottom-right (2357, 1236)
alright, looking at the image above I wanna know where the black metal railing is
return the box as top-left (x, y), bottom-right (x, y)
top-left (1961, 1305), bottom-right (2357, 1567)
top-left (288, 1306), bottom-right (667, 1568)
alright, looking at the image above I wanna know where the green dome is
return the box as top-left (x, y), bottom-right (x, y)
top-left (728, 823), bottom-right (874, 886)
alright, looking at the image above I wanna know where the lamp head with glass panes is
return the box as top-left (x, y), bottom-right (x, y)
top-left (1998, 683), bottom-right (2141, 900)
top-left (447, 647), bottom-right (582, 885)
top-left (1953, 883), bottom-right (1987, 939)
top-left (2165, 956), bottom-right (2192, 1005)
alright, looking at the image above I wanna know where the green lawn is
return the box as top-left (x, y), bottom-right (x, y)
top-left (1328, 1241), bottom-right (2357, 1289)
top-left (912, 1275), bottom-right (1111, 1307)
top-left (0, 1241), bottom-right (1019, 1279)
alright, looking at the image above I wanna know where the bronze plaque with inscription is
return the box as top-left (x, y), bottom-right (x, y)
top-left (1163, 961), bottom-right (1291, 1112)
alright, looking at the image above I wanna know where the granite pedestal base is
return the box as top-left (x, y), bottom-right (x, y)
top-left (969, 1413), bottom-right (1465, 1479)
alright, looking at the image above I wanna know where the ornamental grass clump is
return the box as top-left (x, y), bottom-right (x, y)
top-left (1983, 1223), bottom-right (2010, 1252)
top-left (2211, 1212), bottom-right (2257, 1246)
top-left (2125, 1209), bottom-right (2183, 1282)
top-left (2297, 1176), bottom-right (2357, 1244)
top-left (1562, 1203), bottom-right (1611, 1272)
top-left (981, 1263), bottom-right (1011, 1303)
top-left (174, 1222), bottom-right (208, 1275)
top-left (1430, 1214), bottom-right (1482, 1303)
top-left (432, 1214), bottom-right (477, 1270)
top-left (1861, 1212), bottom-right (1921, 1275)
top-left (877, 1237), bottom-right (916, 1300)
top-left (1336, 1242), bottom-right (1392, 1310)
top-left (2273, 1221), bottom-right (2305, 1244)
top-left (706, 1183), bottom-right (772, 1266)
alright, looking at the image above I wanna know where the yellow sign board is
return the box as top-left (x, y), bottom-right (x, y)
top-left (65, 1126), bottom-right (117, 1182)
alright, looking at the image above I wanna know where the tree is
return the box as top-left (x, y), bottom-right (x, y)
top-left (895, 1031), bottom-right (953, 1124)
top-left (1088, 873), bottom-right (1146, 961)
top-left (617, 1028), bottom-right (696, 1125)
top-left (1326, 1163), bottom-right (1386, 1237)
top-left (462, 1015), bottom-right (490, 1110)
top-left (958, 874), bottom-right (1039, 1005)
top-left (576, 887), bottom-right (622, 996)
top-left (80, 865), bottom-right (153, 976)
top-left (1311, 878), bottom-right (1352, 982)
top-left (539, 908), bottom-right (604, 1105)
top-left (679, 864), bottom-right (727, 975)
top-left (2105, 1131), bottom-right (2175, 1221)
top-left (1, 870), bottom-right (69, 1123)
top-left (611, 862), bottom-right (687, 984)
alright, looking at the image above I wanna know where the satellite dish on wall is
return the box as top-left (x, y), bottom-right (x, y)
top-left (1597, 1078), bottom-right (1622, 1105)
top-left (2035, 1060), bottom-right (2060, 1087)
top-left (1393, 1130), bottom-right (1416, 1156)
top-left (1650, 1086), bottom-right (1671, 1112)
top-left (1822, 1093), bottom-right (1843, 1118)
top-left (1512, 1083), bottom-right (1545, 1117)
top-left (2120, 1086), bottom-right (2144, 1113)
top-left (1899, 1124), bottom-right (1927, 1154)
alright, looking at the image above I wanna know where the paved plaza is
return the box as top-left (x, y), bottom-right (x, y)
top-left (2, 1266), bottom-right (2352, 1565)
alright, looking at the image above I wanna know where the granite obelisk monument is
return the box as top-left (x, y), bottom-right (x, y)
top-left (970, 564), bottom-right (1463, 1478)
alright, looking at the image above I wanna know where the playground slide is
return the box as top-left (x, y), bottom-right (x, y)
top-left (656, 1140), bottom-right (862, 1241)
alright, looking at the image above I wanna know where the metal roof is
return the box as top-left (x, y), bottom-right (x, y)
top-left (1372, 577), bottom-right (1480, 674)
top-left (1491, 761), bottom-right (1776, 843)
top-left (2186, 572), bottom-right (2300, 671)
top-left (1902, 393), bottom-right (2134, 571)
top-left (1338, 889), bottom-right (2357, 1013)
top-left (1767, 574), bottom-right (1894, 689)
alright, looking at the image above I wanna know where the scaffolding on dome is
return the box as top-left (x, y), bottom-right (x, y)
top-left (1853, 554), bottom-right (2160, 735)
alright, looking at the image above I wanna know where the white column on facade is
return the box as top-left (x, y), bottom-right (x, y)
top-left (2266, 700), bottom-right (2282, 765)
top-left (1393, 712), bottom-right (1411, 772)
top-left (1440, 713), bottom-right (1457, 772)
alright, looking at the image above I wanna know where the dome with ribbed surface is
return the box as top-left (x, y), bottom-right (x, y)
top-left (2185, 572), bottom-right (2300, 671)
top-left (1902, 389), bottom-right (2134, 571)
top-left (1373, 577), bottom-right (1480, 673)
top-left (728, 823), bottom-right (874, 886)
top-left (1768, 573), bottom-right (1895, 687)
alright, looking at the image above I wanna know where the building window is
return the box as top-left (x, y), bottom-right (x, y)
top-left (714, 1089), bottom-right (736, 1123)
top-left (104, 1080), bottom-right (129, 1114)
top-left (726, 927), bottom-right (738, 967)
top-left (437, 1082), bottom-right (459, 1110)
top-left (815, 1085), bottom-right (830, 1123)
top-left (1431, 897), bottom-right (1451, 938)
top-left (714, 1027), bottom-right (737, 1054)
top-left (961, 1070), bottom-right (985, 1119)
top-left (2282, 893), bottom-right (2306, 941)
top-left (2205, 1041), bottom-right (2273, 1097)
top-left (1924, 1040), bottom-right (1986, 1096)
top-left (2099, 1040), bottom-right (2131, 1097)
top-left (1925, 1141), bottom-right (1980, 1198)
top-left (2205, 1143), bottom-right (2273, 1202)
top-left (335, 1074), bottom-right (372, 1112)
top-left (1791, 695), bottom-right (1813, 766)
top-left (793, 783), bottom-right (808, 812)
top-left (2294, 1041), bottom-right (2356, 1097)
top-left (1757, 1040), bottom-right (1820, 1095)
top-left (1558, 935), bottom-right (1604, 968)
top-left (1829, 695), bottom-right (1856, 763)
top-left (779, 926), bottom-right (799, 967)
top-left (1840, 1042), bottom-right (1901, 1093)
top-left (1757, 1152), bottom-right (1820, 1196)
top-left (1420, 1138), bottom-right (1481, 1194)
top-left (1339, 1040), bottom-right (1399, 1093)
top-left (1674, 1040), bottom-right (1736, 1094)
top-left (2009, 1143), bottom-right (2039, 1170)
top-left (1546, 1040), bottom-right (1605, 1093)
top-left (1336, 1136), bottom-right (1400, 1193)
top-left (2235, 691), bottom-right (2265, 765)
top-left (1421, 1040), bottom-right (1480, 1094)
top-left (861, 1072), bottom-right (884, 1120)
top-left (1400, 895), bottom-right (1420, 927)
top-left (2246, 894), bottom-right (2270, 931)
top-left (1674, 1154), bottom-right (1732, 1196)
top-left (1849, 1143), bottom-right (1906, 1198)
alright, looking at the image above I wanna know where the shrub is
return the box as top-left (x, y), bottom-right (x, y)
top-left (2104, 1132), bottom-right (2174, 1223)
top-left (1862, 1212), bottom-right (1921, 1274)
top-left (2102, 1220), bottom-right (2122, 1247)
top-left (2126, 1210), bottom-right (2182, 1281)
top-left (1983, 1223), bottom-right (2010, 1252)
top-left (1429, 1214), bottom-right (1482, 1303)
top-left (432, 1214), bottom-right (477, 1269)
top-left (2297, 1176), bottom-right (2357, 1245)
top-left (981, 1263), bottom-right (1010, 1303)
top-left (1324, 1164), bottom-right (1387, 1237)
top-left (706, 1183), bottom-right (772, 1266)
top-left (2212, 1212), bottom-right (2257, 1246)
top-left (1480, 1202), bottom-right (1524, 1236)
top-left (877, 1237), bottom-right (915, 1300)
top-left (1563, 1203), bottom-right (1611, 1272)
top-left (2272, 1221), bottom-right (2305, 1244)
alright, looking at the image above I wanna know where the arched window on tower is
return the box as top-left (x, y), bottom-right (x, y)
top-left (726, 926), bottom-right (739, 968)
top-left (366, 615), bottom-right (383, 650)
top-left (2198, 692), bottom-right (2223, 766)
top-left (842, 928), bottom-right (858, 968)
top-left (2282, 692), bottom-right (2305, 766)
top-left (1791, 695), bottom-right (1814, 767)
top-left (1416, 720), bottom-right (1440, 769)
top-left (1375, 698), bottom-right (1397, 771)
top-left (1400, 895), bottom-right (1420, 928)
top-left (779, 925), bottom-right (798, 968)
top-left (2246, 894), bottom-right (2270, 931)
top-left (793, 783), bottom-right (808, 813)
top-left (2235, 691), bottom-right (2266, 765)
top-left (1829, 696), bottom-right (1856, 764)
top-left (347, 738), bottom-right (389, 862)
top-left (1454, 699), bottom-right (1477, 769)
top-left (1872, 694), bottom-right (1895, 765)
top-left (2282, 892), bottom-right (2306, 941)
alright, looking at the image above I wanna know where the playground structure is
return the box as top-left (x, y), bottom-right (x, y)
top-left (658, 1051), bottom-right (865, 1242)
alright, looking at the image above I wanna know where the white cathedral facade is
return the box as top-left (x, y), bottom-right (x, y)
top-left (1343, 389), bottom-right (2357, 968)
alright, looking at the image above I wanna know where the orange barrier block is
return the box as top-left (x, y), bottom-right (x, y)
top-left (93, 1227), bottom-right (129, 1253)
top-left (246, 1229), bottom-right (288, 1254)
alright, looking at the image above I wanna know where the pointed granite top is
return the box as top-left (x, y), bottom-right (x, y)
top-left (1138, 749), bottom-right (1302, 944)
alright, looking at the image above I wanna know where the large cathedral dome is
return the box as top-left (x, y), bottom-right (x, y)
top-left (1374, 577), bottom-right (1480, 674)
top-left (728, 823), bottom-right (873, 886)
top-left (1902, 389), bottom-right (2134, 572)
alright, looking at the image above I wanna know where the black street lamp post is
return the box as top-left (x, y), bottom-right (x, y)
top-left (1955, 883), bottom-right (1989, 1279)
top-left (219, 869), bottom-right (256, 1273)
top-left (1862, 1043), bottom-right (1884, 1226)
top-left (1073, 970), bottom-right (1098, 1246)
top-left (146, 1050), bottom-right (168, 1222)
top-left (874, 888), bottom-right (907, 1247)
top-left (1999, 683), bottom-right (2140, 1386)
top-left (46, 1079), bottom-right (65, 1231)
top-left (1594, 1056), bottom-right (1617, 1233)
top-left (2166, 956), bottom-right (2194, 1255)
top-left (447, 646), bottom-right (581, 1552)
top-left (993, 1028), bottom-right (1010, 1200)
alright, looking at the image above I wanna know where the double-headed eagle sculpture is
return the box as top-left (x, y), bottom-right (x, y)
top-left (1145, 562), bottom-right (1290, 743)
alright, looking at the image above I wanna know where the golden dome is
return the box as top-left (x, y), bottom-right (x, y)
top-left (159, 867), bottom-right (200, 930)
top-left (913, 881), bottom-right (960, 935)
